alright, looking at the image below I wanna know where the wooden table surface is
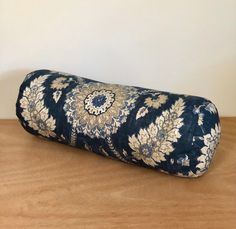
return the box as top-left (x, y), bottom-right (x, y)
top-left (0, 118), bottom-right (235, 229)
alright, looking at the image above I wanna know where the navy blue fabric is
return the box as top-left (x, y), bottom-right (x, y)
top-left (16, 70), bottom-right (221, 177)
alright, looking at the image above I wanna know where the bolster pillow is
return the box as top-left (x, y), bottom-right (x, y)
top-left (16, 70), bottom-right (221, 177)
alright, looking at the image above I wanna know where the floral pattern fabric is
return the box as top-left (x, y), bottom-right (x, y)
top-left (16, 70), bottom-right (221, 177)
top-left (129, 98), bottom-right (185, 166)
top-left (63, 82), bottom-right (138, 139)
top-left (19, 75), bottom-right (56, 138)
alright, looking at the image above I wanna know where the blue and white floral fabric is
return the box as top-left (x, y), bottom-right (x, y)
top-left (16, 70), bottom-right (221, 177)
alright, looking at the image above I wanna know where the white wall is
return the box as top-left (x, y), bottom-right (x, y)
top-left (0, 0), bottom-right (236, 118)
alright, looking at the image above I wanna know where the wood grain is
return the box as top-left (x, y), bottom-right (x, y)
top-left (0, 118), bottom-right (235, 229)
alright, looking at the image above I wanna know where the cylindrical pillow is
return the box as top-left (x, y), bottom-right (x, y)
top-left (16, 70), bottom-right (221, 177)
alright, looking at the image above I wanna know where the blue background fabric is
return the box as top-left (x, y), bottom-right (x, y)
top-left (16, 70), bottom-right (221, 177)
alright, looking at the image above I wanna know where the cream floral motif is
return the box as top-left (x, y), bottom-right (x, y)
top-left (63, 82), bottom-right (138, 139)
top-left (136, 106), bottom-right (149, 120)
top-left (52, 90), bottom-right (62, 103)
top-left (129, 98), bottom-right (185, 166)
top-left (205, 102), bottom-right (217, 114)
top-left (20, 75), bottom-right (56, 138)
top-left (197, 123), bottom-right (221, 174)
top-left (51, 76), bottom-right (75, 103)
top-left (145, 94), bottom-right (168, 109)
top-left (51, 77), bottom-right (69, 90)
top-left (193, 102), bottom-right (217, 127)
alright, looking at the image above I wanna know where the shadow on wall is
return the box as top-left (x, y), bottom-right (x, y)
top-left (0, 69), bottom-right (33, 119)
